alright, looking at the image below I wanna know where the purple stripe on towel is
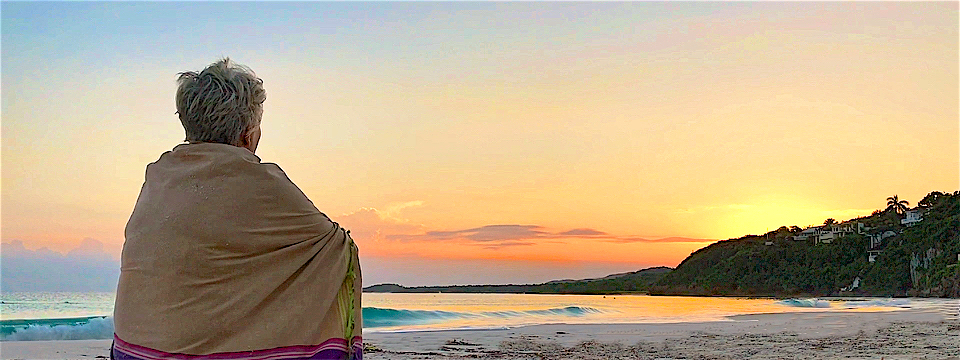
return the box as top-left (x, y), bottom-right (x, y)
top-left (113, 335), bottom-right (362, 360)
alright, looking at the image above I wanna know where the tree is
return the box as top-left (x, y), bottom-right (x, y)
top-left (789, 226), bottom-right (802, 233)
top-left (823, 218), bottom-right (837, 227)
top-left (886, 195), bottom-right (909, 215)
top-left (918, 191), bottom-right (945, 209)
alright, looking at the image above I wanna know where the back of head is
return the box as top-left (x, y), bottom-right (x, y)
top-left (176, 58), bottom-right (266, 146)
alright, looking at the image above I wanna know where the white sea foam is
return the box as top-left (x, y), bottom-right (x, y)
top-left (842, 298), bottom-right (911, 309)
top-left (776, 298), bottom-right (831, 308)
top-left (1, 317), bottom-right (114, 341)
top-left (3, 293), bottom-right (951, 340)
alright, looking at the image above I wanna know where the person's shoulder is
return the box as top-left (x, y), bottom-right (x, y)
top-left (255, 160), bottom-right (296, 184)
top-left (256, 161), bottom-right (319, 206)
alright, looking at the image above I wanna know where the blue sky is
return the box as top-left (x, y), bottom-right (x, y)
top-left (2, 1), bottom-right (957, 287)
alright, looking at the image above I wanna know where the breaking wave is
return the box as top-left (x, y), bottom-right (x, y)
top-left (842, 298), bottom-right (912, 308)
top-left (2, 306), bottom-right (605, 340)
top-left (776, 298), bottom-right (831, 308)
top-left (1, 316), bottom-right (113, 341)
top-left (363, 306), bottom-right (604, 328)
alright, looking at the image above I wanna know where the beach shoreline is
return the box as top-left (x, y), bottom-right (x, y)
top-left (2, 307), bottom-right (957, 359)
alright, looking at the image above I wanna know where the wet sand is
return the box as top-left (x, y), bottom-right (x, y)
top-left (362, 307), bottom-right (959, 359)
top-left (2, 307), bottom-right (957, 359)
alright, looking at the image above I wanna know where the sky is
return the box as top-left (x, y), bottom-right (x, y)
top-left (2, 2), bottom-right (958, 289)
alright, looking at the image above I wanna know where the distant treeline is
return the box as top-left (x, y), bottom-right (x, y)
top-left (363, 267), bottom-right (672, 295)
top-left (365, 191), bottom-right (959, 298)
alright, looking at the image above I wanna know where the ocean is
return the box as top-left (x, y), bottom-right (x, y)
top-left (2, 292), bottom-right (956, 341)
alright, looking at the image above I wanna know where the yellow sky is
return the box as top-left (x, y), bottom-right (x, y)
top-left (2, 2), bottom-right (957, 285)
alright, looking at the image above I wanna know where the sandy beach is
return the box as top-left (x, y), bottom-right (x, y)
top-left (2, 306), bottom-right (957, 360)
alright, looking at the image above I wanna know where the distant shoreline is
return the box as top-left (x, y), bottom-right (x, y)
top-left (363, 281), bottom-right (957, 299)
top-left (365, 290), bottom-right (952, 300)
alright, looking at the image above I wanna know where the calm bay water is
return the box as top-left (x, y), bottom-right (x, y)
top-left (2, 291), bottom-right (952, 341)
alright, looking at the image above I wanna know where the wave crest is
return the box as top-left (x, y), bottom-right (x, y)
top-left (776, 298), bottom-right (831, 308)
top-left (843, 298), bottom-right (911, 308)
top-left (2, 306), bottom-right (606, 339)
top-left (1, 316), bottom-right (113, 341)
top-left (363, 306), bottom-right (603, 328)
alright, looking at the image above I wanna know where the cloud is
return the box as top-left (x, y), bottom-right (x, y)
top-left (334, 204), bottom-right (716, 254)
top-left (423, 225), bottom-right (550, 242)
top-left (389, 224), bottom-right (713, 246)
top-left (383, 200), bottom-right (425, 217)
top-left (335, 205), bottom-right (425, 247)
top-left (559, 228), bottom-right (608, 236)
top-left (1, 239), bottom-right (119, 292)
top-left (66, 237), bottom-right (114, 262)
top-left (481, 241), bottom-right (536, 250)
top-left (605, 236), bottom-right (716, 244)
top-left (360, 255), bottom-right (668, 287)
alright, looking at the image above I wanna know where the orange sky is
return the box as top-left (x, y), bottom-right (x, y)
top-left (2, 2), bottom-right (957, 285)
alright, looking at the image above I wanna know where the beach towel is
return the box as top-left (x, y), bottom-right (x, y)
top-left (113, 143), bottom-right (362, 360)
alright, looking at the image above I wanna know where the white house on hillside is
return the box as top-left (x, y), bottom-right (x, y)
top-left (793, 227), bottom-right (820, 241)
top-left (901, 208), bottom-right (924, 227)
top-left (792, 223), bottom-right (858, 244)
top-left (816, 224), bottom-right (857, 244)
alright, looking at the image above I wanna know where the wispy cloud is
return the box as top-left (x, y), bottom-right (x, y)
top-left (334, 204), bottom-right (715, 250)
top-left (388, 224), bottom-right (713, 246)
top-left (604, 236), bottom-right (716, 244)
top-left (422, 225), bottom-right (550, 242)
top-left (559, 228), bottom-right (608, 236)
top-left (481, 240), bottom-right (537, 250)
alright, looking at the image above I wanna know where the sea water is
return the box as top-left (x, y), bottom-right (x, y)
top-left (2, 292), bottom-right (954, 341)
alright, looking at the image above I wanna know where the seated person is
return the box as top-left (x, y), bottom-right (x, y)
top-left (113, 58), bottom-right (361, 360)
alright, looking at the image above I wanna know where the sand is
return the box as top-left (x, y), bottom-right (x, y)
top-left (2, 307), bottom-right (957, 359)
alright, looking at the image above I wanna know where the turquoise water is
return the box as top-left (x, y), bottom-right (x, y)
top-left (1, 292), bottom-right (116, 341)
top-left (1, 292), bottom-right (116, 321)
top-left (2, 291), bottom-right (951, 341)
top-left (362, 304), bottom-right (603, 328)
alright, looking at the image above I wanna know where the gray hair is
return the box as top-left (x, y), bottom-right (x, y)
top-left (176, 58), bottom-right (266, 145)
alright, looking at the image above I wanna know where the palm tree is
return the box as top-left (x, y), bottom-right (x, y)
top-left (886, 195), bottom-right (909, 215)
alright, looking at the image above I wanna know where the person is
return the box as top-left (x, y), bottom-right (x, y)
top-left (112, 58), bottom-right (362, 360)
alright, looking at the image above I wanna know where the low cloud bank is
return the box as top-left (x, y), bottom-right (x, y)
top-left (1, 238), bottom-right (120, 292)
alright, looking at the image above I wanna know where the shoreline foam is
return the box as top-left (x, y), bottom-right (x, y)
top-left (2, 307), bottom-right (956, 359)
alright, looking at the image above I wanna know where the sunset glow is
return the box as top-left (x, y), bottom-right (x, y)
top-left (2, 2), bottom-right (957, 286)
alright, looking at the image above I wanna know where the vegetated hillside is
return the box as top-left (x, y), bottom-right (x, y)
top-left (364, 266), bottom-right (672, 295)
top-left (651, 191), bottom-right (959, 297)
top-left (871, 191), bottom-right (960, 297)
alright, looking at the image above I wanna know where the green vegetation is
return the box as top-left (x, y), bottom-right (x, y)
top-left (652, 191), bottom-right (959, 297)
top-left (649, 232), bottom-right (871, 296)
top-left (363, 267), bottom-right (672, 295)
top-left (365, 191), bottom-right (959, 298)
top-left (888, 191), bottom-right (960, 297)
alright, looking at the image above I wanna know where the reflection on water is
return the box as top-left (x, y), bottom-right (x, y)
top-left (362, 293), bottom-right (932, 332)
top-left (2, 291), bottom-right (952, 336)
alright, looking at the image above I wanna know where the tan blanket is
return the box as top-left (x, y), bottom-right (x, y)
top-left (114, 143), bottom-right (361, 358)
